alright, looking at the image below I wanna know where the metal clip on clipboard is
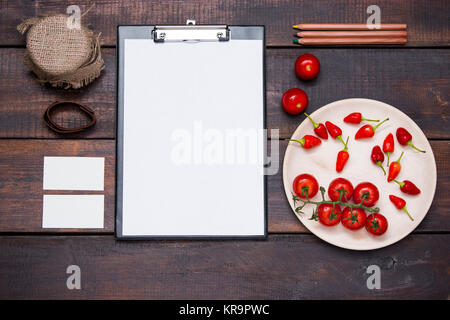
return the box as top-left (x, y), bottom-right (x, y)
top-left (152, 20), bottom-right (230, 42)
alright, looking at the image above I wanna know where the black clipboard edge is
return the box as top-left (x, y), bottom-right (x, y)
top-left (115, 25), bottom-right (267, 240)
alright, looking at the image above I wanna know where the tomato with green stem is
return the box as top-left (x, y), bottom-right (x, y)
top-left (353, 182), bottom-right (379, 208)
top-left (341, 207), bottom-right (366, 230)
top-left (328, 178), bottom-right (354, 203)
top-left (366, 213), bottom-right (388, 236)
top-left (317, 203), bottom-right (342, 226)
top-left (292, 185), bottom-right (381, 226)
top-left (293, 174), bottom-right (319, 199)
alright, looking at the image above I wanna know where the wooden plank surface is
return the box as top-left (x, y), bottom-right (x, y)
top-left (0, 48), bottom-right (449, 139)
top-left (0, 234), bottom-right (448, 299)
top-left (0, 140), bottom-right (115, 233)
top-left (266, 48), bottom-right (450, 139)
top-left (0, 0), bottom-right (449, 301)
top-left (1, 139), bottom-right (448, 233)
top-left (2, 0), bottom-right (449, 47)
top-left (0, 49), bottom-right (116, 139)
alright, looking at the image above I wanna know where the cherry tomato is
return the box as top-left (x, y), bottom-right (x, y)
top-left (317, 203), bottom-right (342, 226)
top-left (341, 207), bottom-right (366, 230)
top-left (295, 54), bottom-right (320, 80)
top-left (281, 88), bottom-right (309, 115)
top-left (328, 178), bottom-right (354, 203)
top-left (353, 182), bottom-right (379, 207)
top-left (293, 174), bottom-right (318, 199)
top-left (366, 213), bottom-right (388, 236)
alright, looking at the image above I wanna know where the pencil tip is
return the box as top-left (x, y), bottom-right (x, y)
top-left (292, 25), bottom-right (298, 29)
top-left (293, 39), bottom-right (299, 44)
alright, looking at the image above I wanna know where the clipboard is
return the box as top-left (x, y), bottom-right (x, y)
top-left (116, 21), bottom-right (266, 239)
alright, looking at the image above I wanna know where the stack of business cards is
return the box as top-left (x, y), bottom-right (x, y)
top-left (42, 156), bottom-right (105, 229)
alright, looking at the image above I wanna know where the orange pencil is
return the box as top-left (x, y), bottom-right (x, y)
top-left (293, 37), bottom-right (407, 45)
top-left (297, 30), bottom-right (407, 38)
top-left (292, 23), bottom-right (407, 30)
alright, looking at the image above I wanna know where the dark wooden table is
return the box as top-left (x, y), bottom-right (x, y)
top-left (0, 0), bottom-right (449, 299)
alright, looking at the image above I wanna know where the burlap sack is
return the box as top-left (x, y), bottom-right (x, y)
top-left (17, 14), bottom-right (104, 89)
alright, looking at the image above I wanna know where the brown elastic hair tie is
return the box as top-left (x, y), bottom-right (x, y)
top-left (43, 101), bottom-right (96, 134)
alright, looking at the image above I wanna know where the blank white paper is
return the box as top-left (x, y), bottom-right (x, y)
top-left (42, 195), bottom-right (104, 228)
top-left (121, 39), bottom-right (265, 236)
top-left (43, 157), bottom-right (105, 191)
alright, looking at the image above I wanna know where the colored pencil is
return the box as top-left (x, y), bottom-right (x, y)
top-left (293, 37), bottom-right (407, 45)
top-left (292, 23), bottom-right (407, 30)
top-left (296, 30), bottom-right (407, 38)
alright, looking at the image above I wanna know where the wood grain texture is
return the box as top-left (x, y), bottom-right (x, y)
top-left (0, 234), bottom-right (448, 299)
top-left (0, 0), bottom-right (448, 301)
top-left (0, 49), bottom-right (115, 139)
top-left (0, 140), bottom-right (115, 233)
top-left (266, 48), bottom-right (450, 139)
top-left (2, 0), bottom-right (449, 47)
top-left (0, 140), bottom-right (448, 233)
top-left (0, 48), bottom-right (448, 139)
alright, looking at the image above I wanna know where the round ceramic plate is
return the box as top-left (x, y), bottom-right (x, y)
top-left (282, 98), bottom-right (437, 250)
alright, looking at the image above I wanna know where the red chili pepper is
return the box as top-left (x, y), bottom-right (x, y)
top-left (387, 151), bottom-right (404, 182)
top-left (382, 133), bottom-right (395, 166)
top-left (393, 179), bottom-right (421, 195)
top-left (344, 112), bottom-right (380, 124)
top-left (287, 135), bottom-right (321, 149)
top-left (355, 118), bottom-right (389, 140)
top-left (325, 121), bottom-right (345, 145)
top-left (304, 113), bottom-right (328, 139)
top-left (396, 127), bottom-right (426, 153)
top-left (389, 195), bottom-right (414, 221)
top-left (336, 136), bottom-right (349, 172)
top-left (371, 145), bottom-right (386, 175)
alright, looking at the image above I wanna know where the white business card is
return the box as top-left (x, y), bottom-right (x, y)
top-left (43, 156), bottom-right (105, 191)
top-left (42, 194), bottom-right (104, 229)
